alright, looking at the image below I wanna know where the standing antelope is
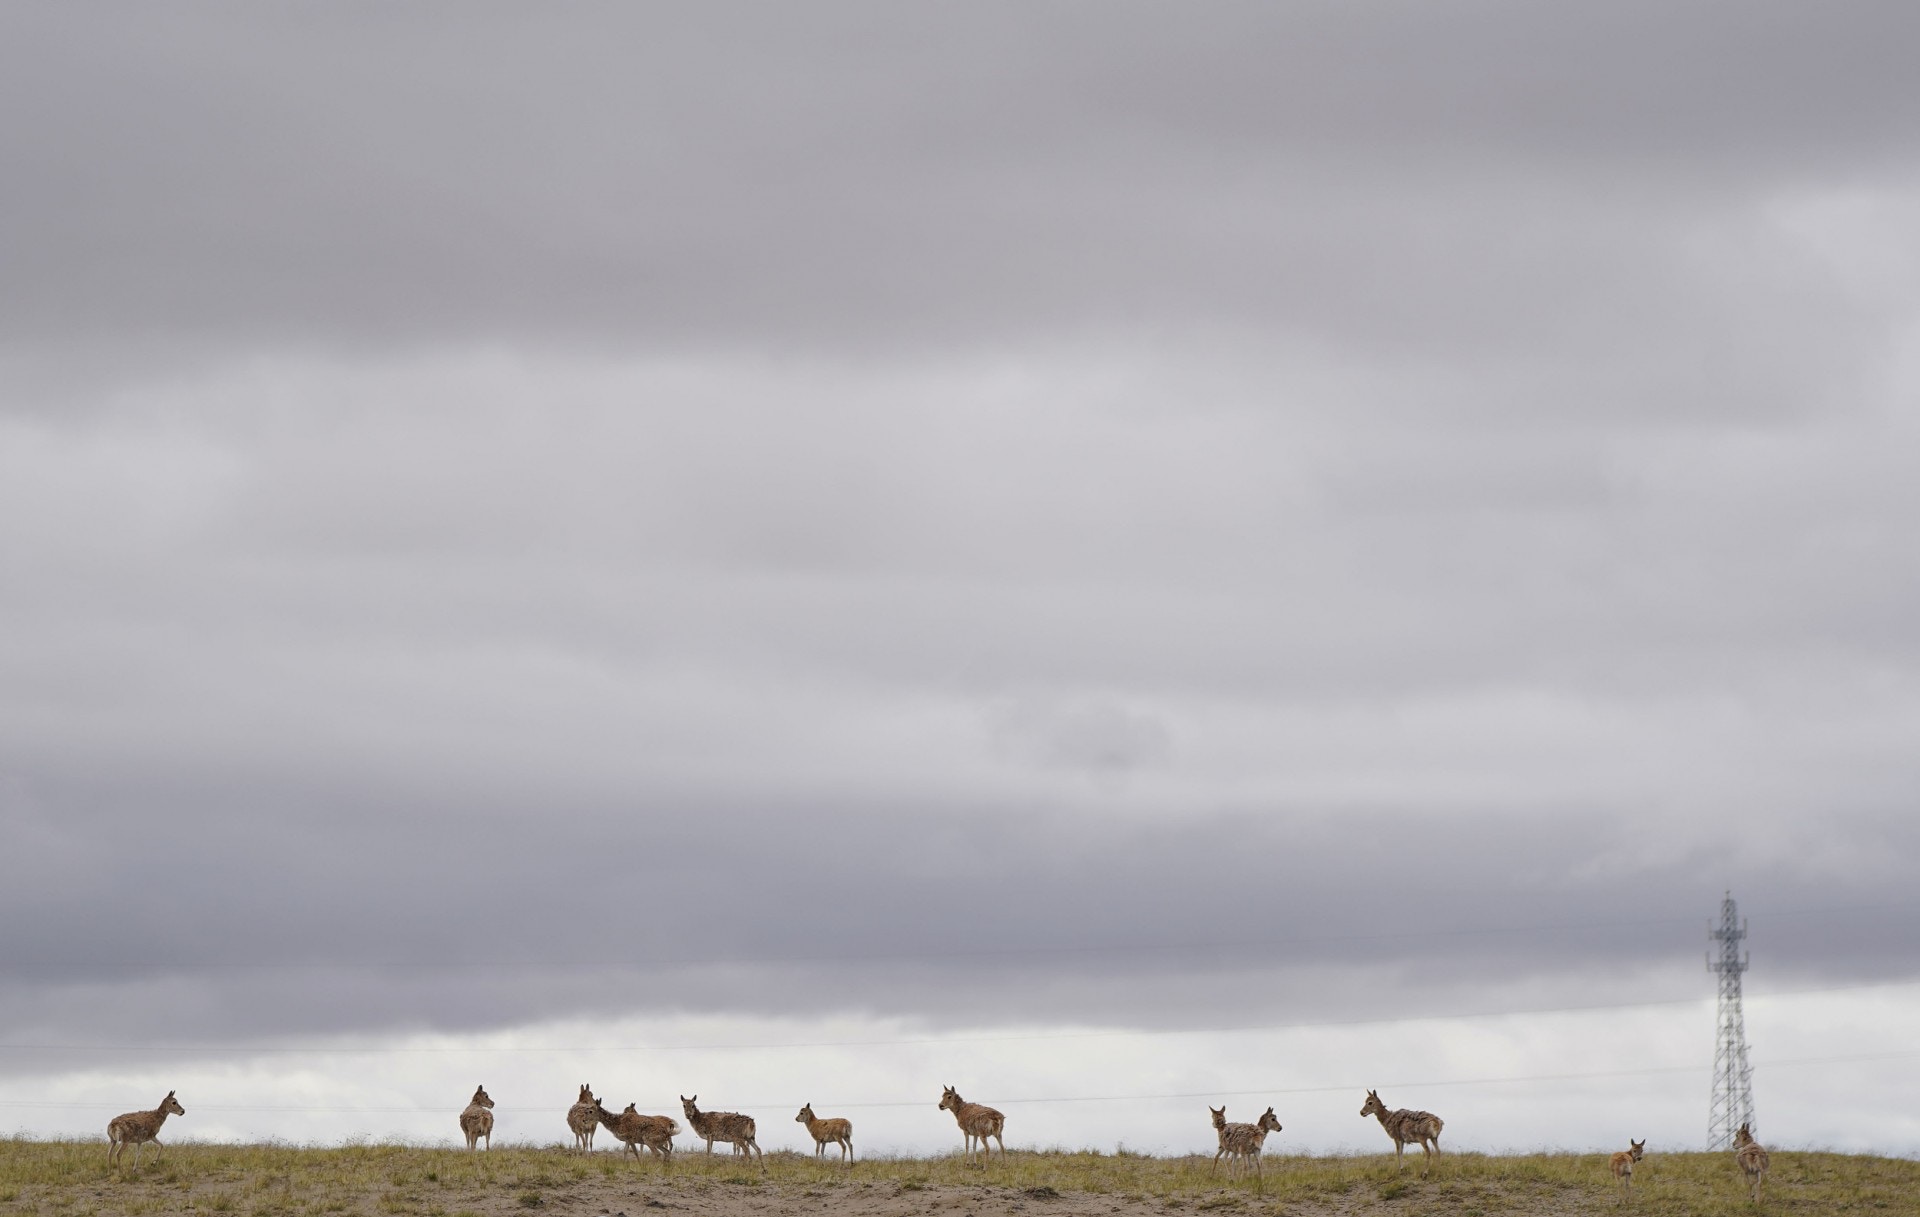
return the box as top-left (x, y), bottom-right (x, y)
top-left (796, 1102), bottom-right (854, 1162)
top-left (1732, 1123), bottom-right (1770, 1203)
top-left (938, 1086), bottom-right (1006, 1162)
top-left (1218, 1106), bottom-right (1283, 1179)
top-left (459, 1085), bottom-right (495, 1151)
top-left (1208, 1106), bottom-right (1230, 1173)
top-left (1360, 1089), bottom-right (1444, 1173)
top-left (106, 1091), bottom-right (186, 1167)
top-left (594, 1099), bottom-right (679, 1161)
top-left (1610, 1139), bottom-right (1646, 1200)
top-left (680, 1095), bottom-right (762, 1162)
top-left (568, 1084), bottom-right (600, 1152)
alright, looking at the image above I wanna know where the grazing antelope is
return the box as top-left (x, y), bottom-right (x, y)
top-left (679, 1095), bottom-right (762, 1162)
top-left (938, 1086), bottom-right (1006, 1162)
top-left (1218, 1107), bottom-right (1283, 1179)
top-left (106, 1091), bottom-right (186, 1167)
top-left (459, 1085), bottom-right (495, 1151)
top-left (795, 1102), bottom-right (854, 1162)
top-left (1360, 1089), bottom-right (1444, 1173)
top-left (568, 1084), bottom-right (600, 1152)
top-left (1733, 1123), bottom-right (1770, 1203)
top-left (1610, 1139), bottom-right (1646, 1200)
top-left (594, 1099), bottom-right (679, 1161)
top-left (1208, 1106), bottom-right (1230, 1173)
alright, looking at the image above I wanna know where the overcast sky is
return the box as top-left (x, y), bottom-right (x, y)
top-left (3, 2), bottom-right (1919, 1156)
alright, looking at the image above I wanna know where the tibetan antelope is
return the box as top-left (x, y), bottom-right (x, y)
top-left (106, 1091), bottom-right (186, 1167)
top-left (1360, 1089), bottom-right (1444, 1173)
top-left (1732, 1123), bottom-right (1770, 1203)
top-left (1218, 1107), bottom-right (1283, 1179)
top-left (568, 1084), bottom-right (599, 1152)
top-left (459, 1085), bottom-right (495, 1151)
top-left (1208, 1106), bottom-right (1229, 1173)
top-left (938, 1086), bottom-right (1006, 1162)
top-left (594, 1099), bottom-right (679, 1161)
top-left (796, 1102), bottom-right (854, 1162)
top-left (680, 1095), bottom-right (762, 1163)
top-left (1610, 1139), bottom-right (1645, 1200)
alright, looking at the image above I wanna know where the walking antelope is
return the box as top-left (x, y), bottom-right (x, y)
top-left (938, 1086), bottom-right (1006, 1162)
top-left (680, 1095), bottom-right (762, 1163)
top-left (1218, 1107), bottom-right (1283, 1179)
top-left (459, 1085), bottom-right (495, 1151)
top-left (1208, 1106), bottom-right (1230, 1173)
top-left (1733, 1123), bottom-right (1770, 1203)
top-left (1360, 1089), bottom-right (1443, 1173)
top-left (567, 1084), bottom-right (599, 1152)
top-left (1610, 1139), bottom-right (1646, 1200)
top-left (106, 1091), bottom-right (186, 1167)
top-left (796, 1103), bottom-right (854, 1162)
top-left (594, 1100), bottom-right (679, 1161)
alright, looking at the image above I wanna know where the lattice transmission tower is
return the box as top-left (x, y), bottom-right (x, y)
top-left (1707, 891), bottom-right (1756, 1150)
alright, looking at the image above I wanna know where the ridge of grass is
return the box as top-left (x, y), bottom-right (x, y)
top-left (1, 1138), bottom-right (1914, 1216)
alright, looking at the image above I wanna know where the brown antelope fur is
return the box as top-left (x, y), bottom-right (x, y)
top-left (106, 1091), bottom-right (186, 1167)
top-left (1733, 1123), bottom-right (1770, 1203)
top-left (680, 1095), bottom-right (762, 1163)
top-left (1208, 1106), bottom-right (1230, 1173)
top-left (459, 1085), bottom-right (495, 1151)
top-left (567, 1084), bottom-right (599, 1152)
top-left (594, 1100), bottom-right (679, 1161)
top-left (1610, 1139), bottom-right (1646, 1199)
top-left (1360, 1089), bottom-right (1444, 1173)
top-left (796, 1102), bottom-right (854, 1162)
top-left (939, 1086), bottom-right (1006, 1162)
top-left (1218, 1107), bottom-right (1283, 1179)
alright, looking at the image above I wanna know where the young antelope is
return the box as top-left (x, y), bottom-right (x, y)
top-left (1610, 1139), bottom-right (1646, 1200)
top-left (594, 1099), bottom-right (679, 1162)
top-left (680, 1095), bottom-right (762, 1163)
top-left (1732, 1123), bottom-right (1770, 1203)
top-left (106, 1091), bottom-right (186, 1168)
top-left (567, 1084), bottom-right (599, 1152)
top-left (796, 1102), bottom-right (854, 1162)
top-left (459, 1085), bottom-right (495, 1151)
top-left (938, 1086), bottom-right (1006, 1162)
top-left (1359, 1089), bottom-right (1443, 1174)
top-left (1208, 1106), bottom-right (1230, 1173)
top-left (1218, 1107), bottom-right (1283, 1179)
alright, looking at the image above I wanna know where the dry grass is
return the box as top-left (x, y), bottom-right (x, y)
top-left (0, 1137), bottom-right (1913, 1217)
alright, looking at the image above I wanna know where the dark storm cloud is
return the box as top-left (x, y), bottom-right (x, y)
top-left (3, 2), bottom-right (1920, 1066)
top-left (4, 756), bottom-right (1916, 1055)
top-left (3, 2), bottom-right (1918, 364)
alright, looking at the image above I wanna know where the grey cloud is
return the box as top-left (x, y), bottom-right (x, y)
top-left (3, 2), bottom-right (1919, 1092)
top-left (990, 697), bottom-right (1173, 774)
top-left (4, 758), bottom-right (1915, 1057)
top-left (3, 3), bottom-right (1918, 368)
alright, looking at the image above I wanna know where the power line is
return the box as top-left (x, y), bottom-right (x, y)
top-left (3, 1048), bottom-right (1914, 1115)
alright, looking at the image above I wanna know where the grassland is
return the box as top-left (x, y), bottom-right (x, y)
top-left (0, 1139), bottom-right (1913, 1217)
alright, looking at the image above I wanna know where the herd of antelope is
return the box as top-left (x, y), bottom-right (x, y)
top-left (100, 1086), bottom-right (1779, 1202)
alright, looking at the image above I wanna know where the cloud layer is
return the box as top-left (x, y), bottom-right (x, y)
top-left (3, 2), bottom-right (1919, 1151)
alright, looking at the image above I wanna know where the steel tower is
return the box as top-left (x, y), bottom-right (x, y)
top-left (1707, 891), bottom-right (1756, 1149)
